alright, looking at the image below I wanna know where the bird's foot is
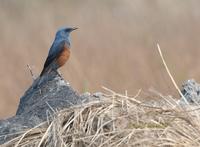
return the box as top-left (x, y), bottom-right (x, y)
top-left (56, 70), bottom-right (63, 78)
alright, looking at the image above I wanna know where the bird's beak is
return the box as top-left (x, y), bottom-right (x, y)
top-left (71, 27), bottom-right (78, 31)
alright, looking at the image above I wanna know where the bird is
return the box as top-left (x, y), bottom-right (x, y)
top-left (40, 27), bottom-right (77, 77)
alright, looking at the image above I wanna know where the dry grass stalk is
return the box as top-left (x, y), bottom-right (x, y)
top-left (156, 44), bottom-right (188, 104)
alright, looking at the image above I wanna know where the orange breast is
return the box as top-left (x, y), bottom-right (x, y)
top-left (56, 46), bottom-right (70, 68)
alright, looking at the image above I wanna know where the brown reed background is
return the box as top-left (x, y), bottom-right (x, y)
top-left (0, 0), bottom-right (200, 118)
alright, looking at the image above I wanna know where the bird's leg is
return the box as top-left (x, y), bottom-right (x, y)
top-left (57, 70), bottom-right (62, 78)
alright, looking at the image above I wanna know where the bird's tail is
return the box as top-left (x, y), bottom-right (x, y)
top-left (40, 68), bottom-right (46, 77)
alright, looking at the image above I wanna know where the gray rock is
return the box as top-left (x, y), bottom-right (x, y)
top-left (180, 79), bottom-right (200, 104)
top-left (0, 71), bottom-right (93, 144)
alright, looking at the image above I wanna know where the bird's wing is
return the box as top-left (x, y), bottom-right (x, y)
top-left (43, 40), bottom-right (66, 70)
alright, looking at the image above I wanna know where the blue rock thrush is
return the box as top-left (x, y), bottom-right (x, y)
top-left (40, 27), bottom-right (77, 76)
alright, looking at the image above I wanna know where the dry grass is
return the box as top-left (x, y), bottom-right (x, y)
top-left (2, 88), bottom-right (200, 147)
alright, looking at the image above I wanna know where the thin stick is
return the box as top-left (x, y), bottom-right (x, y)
top-left (27, 64), bottom-right (36, 80)
top-left (156, 44), bottom-right (188, 104)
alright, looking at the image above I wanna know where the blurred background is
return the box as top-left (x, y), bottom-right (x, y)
top-left (0, 0), bottom-right (200, 118)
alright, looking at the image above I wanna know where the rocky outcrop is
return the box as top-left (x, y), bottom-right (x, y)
top-left (0, 71), bottom-right (95, 144)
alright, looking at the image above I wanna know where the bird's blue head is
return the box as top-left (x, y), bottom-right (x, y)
top-left (55, 27), bottom-right (78, 46)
